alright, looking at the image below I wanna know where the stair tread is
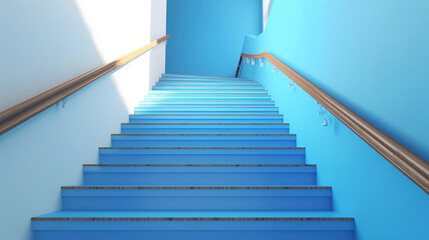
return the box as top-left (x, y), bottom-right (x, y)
top-left (83, 164), bottom-right (314, 167)
top-left (146, 95), bottom-right (270, 96)
top-left (33, 211), bottom-right (353, 220)
top-left (112, 134), bottom-right (295, 136)
top-left (62, 185), bottom-right (330, 190)
top-left (100, 147), bottom-right (304, 149)
top-left (140, 100), bottom-right (274, 102)
top-left (122, 123), bottom-right (289, 125)
top-left (135, 106), bottom-right (278, 108)
top-left (130, 114), bottom-right (282, 116)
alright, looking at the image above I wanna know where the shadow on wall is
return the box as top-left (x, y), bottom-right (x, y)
top-left (0, 1), bottom-right (156, 239)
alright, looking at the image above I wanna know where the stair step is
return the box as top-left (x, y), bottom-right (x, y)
top-left (32, 211), bottom-right (355, 240)
top-left (152, 87), bottom-right (265, 91)
top-left (133, 106), bottom-right (279, 114)
top-left (140, 100), bottom-right (275, 106)
top-left (129, 114), bottom-right (284, 123)
top-left (153, 85), bottom-right (264, 89)
top-left (159, 78), bottom-right (257, 83)
top-left (139, 102), bottom-right (276, 107)
top-left (121, 123), bottom-right (290, 134)
top-left (156, 82), bottom-right (261, 85)
top-left (162, 73), bottom-right (241, 80)
top-left (61, 186), bottom-right (332, 211)
top-left (144, 95), bottom-right (273, 100)
top-left (110, 134), bottom-right (296, 147)
top-left (83, 164), bottom-right (316, 185)
top-left (98, 147), bottom-right (305, 164)
top-left (148, 90), bottom-right (269, 95)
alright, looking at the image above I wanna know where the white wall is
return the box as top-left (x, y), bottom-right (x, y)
top-left (262, 0), bottom-right (274, 30)
top-left (0, 1), bottom-right (166, 239)
top-left (75, 0), bottom-right (153, 112)
top-left (150, 0), bottom-right (167, 87)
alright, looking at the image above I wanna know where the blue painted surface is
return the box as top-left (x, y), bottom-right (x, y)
top-left (61, 187), bottom-right (332, 211)
top-left (242, 0), bottom-right (429, 162)
top-left (83, 165), bottom-right (317, 185)
top-left (239, 2), bottom-right (429, 238)
top-left (166, 0), bottom-right (263, 77)
top-left (32, 74), bottom-right (355, 239)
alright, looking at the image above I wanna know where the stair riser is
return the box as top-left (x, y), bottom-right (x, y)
top-left (139, 104), bottom-right (276, 107)
top-left (130, 119), bottom-right (284, 123)
top-left (144, 96), bottom-right (272, 100)
top-left (156, 82), bottom-right (261, 86)
top-left (62, 189), bottom-right (331, 211)
top-left (152, 88), bottom-right (265, 92)
top-left (33, 219), bottom-right (355, 231)
top-left (111, 140), bottom-right (296, 147)
top-left (161, 74), bottom-right (241, 79)
top-left (134, 107), bottom-right (277, 111)
top-left (83, 171), bottom-right (316, 185)
top-left (129, 115), bottom-right (284, 123)
top-left (159, 79), bottom-right (257, 82)
top-left (34, 230), bottom-right (354, 240)
top-left (149, 92), bottom-right (269, 95)
top-left (120, 127), bottom-right (290, 134)
top-left (134, 111), bottom-right (280, 114)
top-left (139, 103), bottom-right (276, 107)
top-left (99, 154), bottom-right (305, 165)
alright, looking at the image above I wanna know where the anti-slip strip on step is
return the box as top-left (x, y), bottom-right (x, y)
top-left (61, 186), bottom-right (331, 190)
top-left (121, 123), bottom-right (289, 125)
top-left (130, 114), bottom-right (282, 116)
top-left (146, 95), bottom-right (271, 96)
top-left (154, 85), bottom-right (264, 87)
top-left (83, 164), bottom-right (315, 167)
top-left (151, 90), bottom-right (267, 92)
top-left (135, 107), bottom-right (278, 108)
top-left (111, 134), bottom-right (295, 136)
top-left (99, 147), bottom-right (305, 150)
top-left (32, 217), bottom-right (354, 221)
top-left (157, 82), bottom-right (258, 84)
top-left (162, 73), bottom-right (241, 78)
top-left (141, 100), bottom-right (274, 102)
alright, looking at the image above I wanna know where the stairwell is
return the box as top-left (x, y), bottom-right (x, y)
top-left (31, 74), bottom-right (355, 239)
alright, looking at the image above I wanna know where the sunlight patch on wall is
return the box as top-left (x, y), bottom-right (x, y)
top-left (75, 0), bottom-right (152, 112)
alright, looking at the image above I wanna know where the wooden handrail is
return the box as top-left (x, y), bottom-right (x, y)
top-left (239, 52), bottom-right (429, 194)
top-left (0, 35), bottom-right (170, 136)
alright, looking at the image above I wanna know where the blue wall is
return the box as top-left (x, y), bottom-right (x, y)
top-left (240, 1), bottom-right (429, 239)
top-left (166, 0), bottom-right (262, 77)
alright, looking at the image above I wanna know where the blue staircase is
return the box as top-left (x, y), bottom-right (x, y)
top-left (32, 74), bottom-right (355, 239)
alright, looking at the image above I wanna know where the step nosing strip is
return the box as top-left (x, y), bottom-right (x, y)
top-left (32, 217), bottom-right (354, 221)
top-left (154, 86), bottom-right (265, 87)
top-left (111, 134), bottom-right (295, 136)
top-left (121, 123), bottom-right (289, 125)
top-left (130, 114), bottom-right (282, 116)
top-left (61, 186), bottom-right (331, 190)
top-left (135, 107), bottom-right (278, 108)
top-left (99, 147), bottom-right (305, 149)
top-left (140, 100), bottom-right (274, 102)
top-left (145, 94), bottom-right (271, 98)
top-left (83, 164), bottom-right (315, 167)
top-left (152, 89), bottom-right (266, 90)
